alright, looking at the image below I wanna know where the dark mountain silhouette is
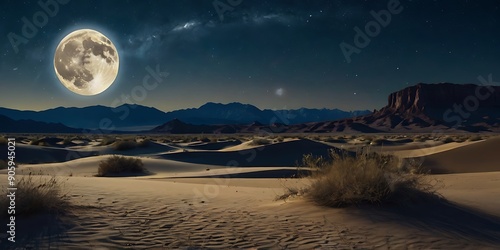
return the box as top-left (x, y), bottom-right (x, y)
top-left (0, 115), bottom-right (81, 133)
top-left (295, 83), bottom-right (500, 133)
top-left (2, 83), bottom-right (497, 134)
top-left (0, 104), bottom-right (166, 131)
top-left (0, 103), bottom-right (370, 130)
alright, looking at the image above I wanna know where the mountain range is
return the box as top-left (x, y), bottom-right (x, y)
top-left (0, 103), bottom-right (370, 131)
top-left (151, 83), bottom-right (500, 134)
top-left (1, 83), bottom-right (499, 134)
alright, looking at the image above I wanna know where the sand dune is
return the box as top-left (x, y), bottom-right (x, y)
top-left (390, 140), bottom-right (482, 158)
top-left (13, 141), bottom-right (177, 164)
top-left (420, 136), bottom-right (500, 173)
top-left (2, 135), bottom-right (500, 248)
top-left (3, 155), bottom-right (225, 177)
top-left (182, 140), bottom-right (243, 151)
top-left (2, 172), bottom-right (500, 249)
top-left (14, 144), bottom-right (98, 164)
top-left (157, 139), bottom-right (340, 167)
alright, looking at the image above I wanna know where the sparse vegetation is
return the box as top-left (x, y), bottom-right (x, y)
top-left (0, 160), bottom-right (7, 170)
top-left (249, 138), bottom-right (272, 146)
top-left (467, 135), bottom-right (483, 141)
top-left (112, 140), bottom-right (138, 151)
top-left (441, 136), bottom-right (455, 143)
top-left (100, 136), bottom-right (116, 146)
top-left (137, 139), bottom-right (151, 147)
top-left (0, 137), bottom-right (7, 145)
top-left (324, 136), bottom-right (346, 143)
top-left (273, 136), bottom-right (284, 143)
top-left (199, 137), bottom-right (211, 143)
top-left (30, 137), bottom-right (48, 146)
top-left (97, 155), bottom-right (146, 177)
top-left (369, 138), bottom-right (385, 146)
top-left (299, 150), bottom-right (438, 207)
top-left (412, 135), bottom-right (428, 142)
top-left (0, 174), bottom-right (69, 217)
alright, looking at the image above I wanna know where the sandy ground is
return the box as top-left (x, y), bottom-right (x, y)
top-left (0, 136), bottom-right (499, 249)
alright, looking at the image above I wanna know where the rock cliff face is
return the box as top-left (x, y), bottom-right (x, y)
top-left (302, 83), bottom-right (500, 133)
top-left (383, 83), bottom-right (500, 116)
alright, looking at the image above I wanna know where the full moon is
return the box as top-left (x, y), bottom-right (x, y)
top-left (54, 29), bottom-right (119, 96)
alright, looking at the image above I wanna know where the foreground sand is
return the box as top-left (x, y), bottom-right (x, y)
top-left (1, 136), bottom-right (500, 249)
top-left (1, 173), bottom-right (500, 249)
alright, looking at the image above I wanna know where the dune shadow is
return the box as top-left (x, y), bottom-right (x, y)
top-left (0, 212), bottom-right (75, 250)
top-left (353, 194), bottom-right (500, 246)
top-left (95, 170), bottom-right (156, 177)
top-left (158, 139), bottom-right (349, 167)
top-left (167, 168), bottom-right (312, 179)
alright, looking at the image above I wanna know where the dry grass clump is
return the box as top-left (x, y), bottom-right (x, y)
top-left (441, 136), bottom-right (455, 143)
top-left (29, 137), bottom-right (49, 146)
top-left (302, 150), bottom-right (438, 207)
top-left (97, 155), bottom-right (146, 177)
top-left (467, 135), bottom-right (483, 141)
top-left (324, 136), bottom-right (346, 143)
top-left (274, 136), bottom-right (285, 143)
top-left (199, 137), bottom-right (216, 143)
top-left (62, 137), bottom-right (74, 145)
top-left (112, 138), bottom-right (150, 150)
top-left (0, 174), bottom-right (69, 217)
top-left (249, 137), bottom-right (272, 146)
top-left (369, 138), bottom-right (386, 146)
top-left (112, 140), bottom-right (138, 151)
top-left (0, 160), bottom-right (7, 170)
top-left (0, 137), bottom-right (7, 145)
top-left (412, 135), bottom-right (429, 142)
top-left (137, 139), bottom-right (151, 147)
top-left (99, 136), bottom-right (116, 146)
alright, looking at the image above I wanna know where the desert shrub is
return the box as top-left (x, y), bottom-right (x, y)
top-left (100, 136), bottom-right (116, 146)
top-left (369, 138), bottom-right (385, 146)
top-left (303, 150), bottom-right (437, 207)
top-left (0, 175), bottom-right (68, 217)
top-left (467, 135), bottom-right (483, 141)
top-left (274, 136), bottom-right (284, 143)
top-left (29, 138), bottom-right (49, 147)
top-left (249, 138), bottom-right (272, 146)
top-left (97, 155), bottom-right (146, 176)
top-left (0, 160), bottom-right (7, 170)
top-left (441, 136), bottom-right (455, 143)
top-left (361, 136), bottom-right (374, 142)
top-left (29, 138), bottom-right (41, 145)
top-left (199, 137), bottom-right (211, 143)
top-left (412, 136), bottom-right (426, 142)
top-left (112, 140), bottom-right (138, 151)
top-left (62, 137), bottom-right (73, 145)
top-left (137, 139), bottom-right (151, 147)
top-left (453, 136), bottom-right (467, 143)
top-left (325, 137), bottom-right (346, 143)
top-left (309, 136), bottom-right (321, 141)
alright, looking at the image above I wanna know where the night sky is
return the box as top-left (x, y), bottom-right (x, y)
top-left (1, 0), bottom-right (499, 112)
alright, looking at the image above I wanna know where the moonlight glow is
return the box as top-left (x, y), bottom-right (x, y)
top-left (54, 29), bottom-right (119, 96)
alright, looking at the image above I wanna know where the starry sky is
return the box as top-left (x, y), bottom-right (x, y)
top-left (1, 0), bottom-right (499, 112)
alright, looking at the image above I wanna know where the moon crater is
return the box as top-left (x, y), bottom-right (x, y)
top-left (54, 29), bottom-right (119, 96)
